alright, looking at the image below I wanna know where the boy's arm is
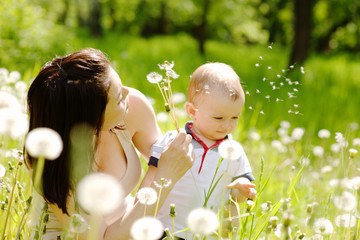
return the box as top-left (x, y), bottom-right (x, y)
top-left (226, 177), bottom-right (257, 202)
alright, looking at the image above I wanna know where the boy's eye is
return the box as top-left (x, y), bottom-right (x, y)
top-left (232, 116), bottom-right (239, 120)
top-left (213, 117), bottom-right (222, 120)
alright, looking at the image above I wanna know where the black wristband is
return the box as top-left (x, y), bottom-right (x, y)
top-left (148, 156), bottom-right (159, 168)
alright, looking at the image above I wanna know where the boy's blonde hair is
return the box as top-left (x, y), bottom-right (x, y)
top-left (187, 62), bottom-right (244, 104)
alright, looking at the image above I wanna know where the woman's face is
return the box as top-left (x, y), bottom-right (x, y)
top-left (102, 67), bottom-right (129, 130)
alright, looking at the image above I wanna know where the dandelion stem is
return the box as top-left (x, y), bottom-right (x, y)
top-left (34, 156), bottom-right (45, 191)
top-left (1, 162), bottom-right (20, 240)
top-left (154, 187), bottom-right (163, 217)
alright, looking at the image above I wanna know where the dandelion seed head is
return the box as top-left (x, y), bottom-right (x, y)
top-left (187, 208), bottom-right (219, 236)
top-left (313, 146), bottom-right (324, 158)
top-left (271, 140), bottom-right (287, 152)
top-left (330, 143), bottom-right (340, 153)
top-left (313, 218), bottom-right (333, 235)
top-left (219, 139), bottom-right (242, 161)
top-left (335, 213), bottom-right (356, 228)
top-left (333, 191), bottom-right (357, 211)
top-left (146, 72), bottom-right (163, 84)
top-left (172, 92), bottom-right (186, 105)
top-left (25, 127), bottom-right (63, 160)
top-left (131, 217), bottom-right (163, 240)
top-left (158, 61), bottom-right (174, 71)
top-left (352, 138), bottom-right (360, 146)
top-left (249, 130), bottom-right (261, 141)
top-left (0, 108), bottom-right (28, 139)
top-left (280, 120), bottom-right (291, 129)
top-left (77, 173), bottom-right (123, 215)
top-left (0, 164), bottom-right (6, 178)
top-left (348, 148), bottom-right (358, 158)
top-left (291, 127), bottom-right (305, 141)
top-left (318, 129), bottom-right (331, 139)
top-left (69, 214), bottom-right (88, 233)
top-left (154, 178), bottom-right (172, 188)
top-left (136, 187), bottom-right (157, 205)
top-left (167, 69), bottom-right (179, 79)
top-left (0, 91), bottom-right (21, 110)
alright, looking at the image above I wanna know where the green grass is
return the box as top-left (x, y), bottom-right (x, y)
top-left (1, 33), bottom-right (360, 239)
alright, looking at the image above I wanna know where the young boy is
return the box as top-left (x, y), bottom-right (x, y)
top-left (149, 62), bottom-right (256, 239)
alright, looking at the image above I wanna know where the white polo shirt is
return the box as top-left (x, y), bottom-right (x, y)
top-left (152, 122), bottom-right (254, 239)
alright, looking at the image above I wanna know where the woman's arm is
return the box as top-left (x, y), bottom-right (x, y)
top-left (104, 130), bottom-right (194, 240)
top-left (124, 88), bottom-right (162, 159)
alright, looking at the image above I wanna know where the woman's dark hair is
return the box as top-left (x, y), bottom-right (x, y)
top-left (26, 48), bottom-right (111, 214)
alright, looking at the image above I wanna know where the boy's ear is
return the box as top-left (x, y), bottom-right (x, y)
top-left (185, 102), bottom-right (197, 120)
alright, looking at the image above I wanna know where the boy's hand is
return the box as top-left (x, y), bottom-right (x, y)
top-left (226, 177), bottom-right (257, 201)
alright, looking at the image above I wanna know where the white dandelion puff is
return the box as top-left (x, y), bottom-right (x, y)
top-left (25, 127), bottom-right (63, 160)
top-left (69, 214), bottom-right (88, 233)
top-left (313, 218), bottom-right (333, 235)
top-left (313, 146), bottom-right (324, 157)
top-left (158, 61), bottom-right (175, 71)
top-left (77, 173), bottom-right (123, 215)
top-left (146, 72), bottom-right (163, 84)
top-left (0, 164), bottom-right (6, 178)
top-left (280, 121), bottom-right (291, 129)
top-left (352, 138), bottom-right (360, 146)
top-left (348, 148), bottom-right (358, 158)
top-left (167, 69), bottom-right (179, 79)
top-left (277, 127), bottom-right (288, 137)
top-left (172, 92), bottom-right (186, 104)
top-left (320, 165), bottom-right (333, 174)
top-left (187, 208), bottom-right (219, 236)
top-left (130, 217), bottom-right (163, 240)
top-left (335, 132), bottom-right (345, 145)
top-left (330, 143), bottom-right (340, 153)
top-left (218, 139), bottom-right (242, 161)
top-left (156, 112), bottom-right (170, 123)
top-left (334, 214), bottom-right (356, 228)
top-left (136, 187), bottom-right (157, 205)
top-left (318, 129), bottom-right (331, 139)
top-left (0, 108), bottom-right (28, 139)
top-left (333, 191), bottom-right (357, 212)
top-left (291, 127), bottom-right (305, 141)
top-left (0, 91), bottom-right (21, 110)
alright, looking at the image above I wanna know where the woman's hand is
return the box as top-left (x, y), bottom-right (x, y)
top-left (155, 129), bottom-right (194, 184)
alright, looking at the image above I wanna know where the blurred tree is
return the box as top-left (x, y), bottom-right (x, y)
top-left (90, 0), bottom-right (102, 36)
top-left (193, 0), bottom-right (211, 54)
top-left (289, 0), bottom-right (314, 65)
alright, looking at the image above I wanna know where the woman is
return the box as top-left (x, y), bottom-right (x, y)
top-left (25, 48), bottom-right (193, 239)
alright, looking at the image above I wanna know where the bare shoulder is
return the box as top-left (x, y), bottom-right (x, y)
top-left (125, 88), bottom-right (157, 135)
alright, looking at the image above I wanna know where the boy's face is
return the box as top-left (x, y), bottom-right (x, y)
top-left (187, 91), bottom-right (244, 142)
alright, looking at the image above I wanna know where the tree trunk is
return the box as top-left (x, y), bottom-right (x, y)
top-left (289, 0), bottom-right (314, 66)
top-left (90, 0), bottom-right (102, 36)
top-left (196, 0), bottom-right (211, 55)
top-left (59, 0), bottom-right (69, 24)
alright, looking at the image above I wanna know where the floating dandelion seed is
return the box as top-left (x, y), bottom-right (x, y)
top-left (288, 109), bottom-right (292, 114)
top-left (255, 63), bottom-right (260, 67)
top-left (276, 74), bottom-right (281, 78)
top-left (25, 127), bottom-right (63, 160)
top-left (268, 45), bottom-right (272, 49)
top-left (267, 66), bottom-right (272, 70)
top-left (282, 69), bottom-right (286, 73)
top-left (289, 65), bottom-right (294, 69)
top-left (256, 89), bottom-right (261, 93)
top-left (187, 208), bottom-right (219, 236)
top-left (300, 66), bottom-right (305, 74)
top-left (265, 95), bottom-right (270, 101)
top-left (280, 82), bottom-right (284, 86)
top-left (262, 77), bottom-right (266, 81)
top-left (352, 138), bottom-right (360, 146)
top-left (77, 173), bottom-right (123, 215)
top-left (293, 88), bottom-right (298, 92)
top-left (69, 214), bottom-right (88, 233)
top-left (270, 82), bottom-right (275, 85)
top-left (293, 104), bottom-right (299, 108)
top-left (245, 91), bottom-right (250, 95)
top-left (136, 187), bottom-right (157, 205)
top-left (249, 106), bottom-right (253, 110)
top-left (260, 110), bottom-right (264, 114)
top-left (219, 139), bottom-right (242, 161)
top-left (313, 218), bottom-right (334, 235)
top-left (130, 217), bottom-right (163, 240)
top-left (272, 86), bottom-right (277, 90)
top-left (259, 56), bottom-right (263, 60)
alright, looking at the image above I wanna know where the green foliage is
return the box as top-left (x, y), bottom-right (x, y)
top-left (0, 0), bottom-right (76, 73)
